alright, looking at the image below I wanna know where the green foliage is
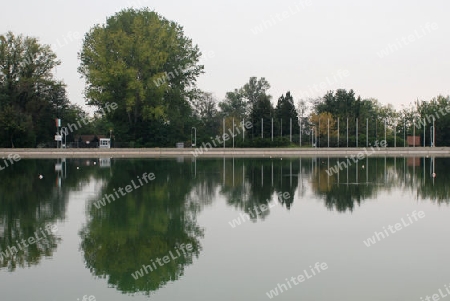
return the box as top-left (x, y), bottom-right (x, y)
top-left (415, 95), bottom-right (450, 146)
top-left (0, 32), bottom-right (65, 147)
top-left (78, 8), bottom-right (203, 145)
top-left (218, 89), bottom-right (248, 120)
top-left (250, 94), bottom-right (274, 140)
top-left (275, 91), bottom-right (299, 136)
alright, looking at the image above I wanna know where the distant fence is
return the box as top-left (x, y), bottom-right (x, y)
top-left (38, 141), bottom-right (134, 148)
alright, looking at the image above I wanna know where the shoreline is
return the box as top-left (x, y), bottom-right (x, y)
top-left (0, 147), bottom-right (449, 158)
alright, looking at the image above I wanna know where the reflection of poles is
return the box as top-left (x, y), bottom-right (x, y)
top-left (346, 157), bottom-right (349, 185)
top-left (366, 156), bottom-right (368, 185)
top-left (327, 157), bottom-right (329, 187)
top-left (290, 160), bottom-right (292, 187)
top-left (223, 157), bottom-right (225, 185)
top-left (280, 164), bottom-right (282, 186)
top-left (404, 157), bottom-right (406, 184)
top-left (242, 161), bottom-right (245, 186)
top-left (299, 158), bottom-right (302, 188)
top-left (337, 159), bottom-right (339, 184)
top-left (423, 156), bottom-right (426, 185)
top-left (191, 157), bottom-right (197, 178)
top-left (261, 165), bottom-right (263, 187)
top-left (271, 161), bottom-right (273, 186)
top-left (432, 156), bottom-right (435, 186)
top-left (232, 157), bottom-right (235, 186)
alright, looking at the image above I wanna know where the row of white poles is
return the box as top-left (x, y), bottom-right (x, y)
top-left (220, 117), bottom-right (436, 148)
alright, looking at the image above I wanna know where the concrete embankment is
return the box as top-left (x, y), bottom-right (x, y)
top-left (0, 147), bottom-right (449, 158)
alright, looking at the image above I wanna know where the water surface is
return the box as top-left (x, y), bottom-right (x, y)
top-left (0, 157), bottom-right (449, 300)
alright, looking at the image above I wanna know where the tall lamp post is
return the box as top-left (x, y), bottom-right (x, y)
top-left (430, 120), bottom-right (435, 147)
top-left (62, 127), bottom-right (67, 148)
top-left (191, 127), bottom-right (196, 147)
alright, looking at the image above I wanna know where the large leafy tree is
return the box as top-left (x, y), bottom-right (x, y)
top-left (0, 32), bottom-right (65, 147)
top-left (218, 89), bottom-right (248, 121)
top-left (239, 77), bottom-right (271, 139)
top-left (191, 91), bottom-right (220, 142)
top-left (78, 9), bottom-right (204, 146)
top-left (242, 77), bottom-right (270, 110)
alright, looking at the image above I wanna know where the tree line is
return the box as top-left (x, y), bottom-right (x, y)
top-left (1, 8), bottom-right (449, 148)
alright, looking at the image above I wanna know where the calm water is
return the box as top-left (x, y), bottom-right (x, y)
top-left (0, 157), bottom-right (449, 300)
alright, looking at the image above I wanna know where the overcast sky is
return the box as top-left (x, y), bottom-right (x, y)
top-left (2, 0), bottom-right (449, 112)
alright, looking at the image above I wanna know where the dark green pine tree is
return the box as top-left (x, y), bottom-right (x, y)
top-left (250, 94), bottom-right (273, 139)
top-left (275, 91), bottom-right (299, 137)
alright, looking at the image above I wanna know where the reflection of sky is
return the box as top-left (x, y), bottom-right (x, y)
top-left (154, 185), bottom-right (450, 301)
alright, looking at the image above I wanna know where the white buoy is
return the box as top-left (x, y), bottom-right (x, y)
top-left (38, 175), bottom-right (43, 180)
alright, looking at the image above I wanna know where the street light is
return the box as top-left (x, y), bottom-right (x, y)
top-left (61, 127), bottom-right (67, 148)
top-left (191, 127), bottom-right (196, 147)
top-left (430, 125), bottom-right (434, 147)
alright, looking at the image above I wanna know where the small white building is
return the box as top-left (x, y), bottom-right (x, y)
top-left (99, 138), bottom-right (111, 148)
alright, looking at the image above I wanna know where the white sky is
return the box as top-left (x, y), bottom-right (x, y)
top-left (2, 0), bottom-right (449, 112)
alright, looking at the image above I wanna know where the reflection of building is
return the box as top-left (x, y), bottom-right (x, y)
top-left (407, 157), bottom-right (421, 167)
top-left (99, 158), bottom-right (111, 168)
top-left (55, 158), bottom-right (66, 188)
